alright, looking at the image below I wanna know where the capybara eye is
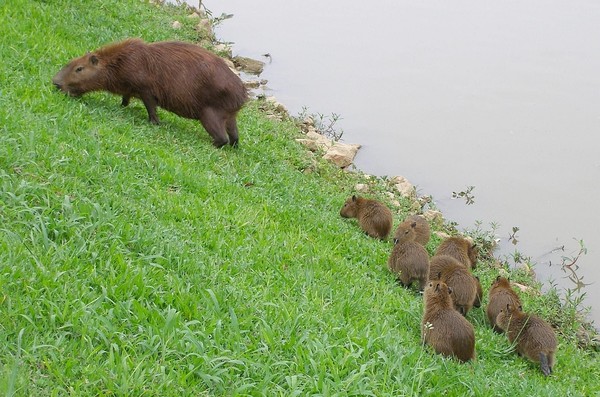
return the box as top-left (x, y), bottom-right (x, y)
top-left (75, 66), bottom-right (84, 73)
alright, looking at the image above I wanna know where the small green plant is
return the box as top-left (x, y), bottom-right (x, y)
top-left (296, 106), bottom-right (344, 141)
top-left (462, 220), bottom-right (500, 259)
top-left (508, 226), bottom-right (520, 245)
top-left (451, 185), bottom-right (475, 205)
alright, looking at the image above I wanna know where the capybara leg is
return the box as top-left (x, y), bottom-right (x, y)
top-left (121, 95), bottom-right (131, 107)
top-left (140, 93), bottom-right (160, 124)
top-left (539, 353), bottom-right (551, 376)
top-left (225, 114), bottom-right (239, 147)
top-left (199, 107), bottom-right (229, 148)
top-left (398, 274), bottom-right (412, 289)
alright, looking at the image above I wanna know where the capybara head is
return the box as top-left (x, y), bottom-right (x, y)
top-left (495, 303), bottom-right (521, 331)
top-left (53, 53), bottom-right (104, 97)
top-left (393, 221), bottom-right (417, 245)
top-left (340, 195), bottom-right (360, 218)
top-left (424, 281), bottom-right (453, 307)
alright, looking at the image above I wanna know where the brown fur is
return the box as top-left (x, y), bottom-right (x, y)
top-left (394, 215), bottom-right (430, 246)
top-left (473, 276), bottom-right (483, 309)
top-left (429, 256), bottom-right (477, 316)
top-left (428, 255), bottom-right (466, 278)
top-left (435, 236), bottom-right (478, 269)
top-left (387, 222), bottom-right (430, 290)
top-left (340, 195), bottom-right (393, 239)
top-left (422, 282), bottom-right (475, 363)
top-left (52, 39), bottom-right (248, 147)
top-left (496, 304), bottom-right (557, 376)
top-left (486, 276), bottom-right (522, 332)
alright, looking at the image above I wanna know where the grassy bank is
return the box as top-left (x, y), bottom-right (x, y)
top-left (1, 0), bottom-right (599, 395)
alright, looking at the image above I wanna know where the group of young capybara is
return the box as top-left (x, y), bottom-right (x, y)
top-left (340, 195), bottom-right (558, 376)
top-left (52, 38), bottom-right (557, 377)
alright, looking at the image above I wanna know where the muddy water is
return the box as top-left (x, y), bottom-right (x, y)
top-left (200, 0), bottom-right (600, 325)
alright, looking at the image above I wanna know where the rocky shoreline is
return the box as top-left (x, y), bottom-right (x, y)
top-left (167, 2), bottom-right (599, 348)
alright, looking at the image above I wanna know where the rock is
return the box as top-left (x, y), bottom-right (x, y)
top-left (512, 282), bottom-right (536, 294)
top-left (233, 56), bottom-right (265, 75)
top-left (197, 19), bottom-right (213, 37)
top-left (244, 80), bottom-right (261, 89)
top-left (433, 231), bottom-right (450, 240)
top-left (355, 183), bottom-right (370, 193)
top-left (295, 139), bottom-right (320, 152)
top-left (322, 143), bottom-right (361, 168)
top-left (391, 175), bottom-right (416, 199)
top-left (214, 43), bottom-right (232, 58)
top-left (296, 129), bottom-right (334, 152)
top-left (265, 96), bottom-right (288, 115)
top-left (187, 12), bottom-right (201, 19)
top-left (384, 192), bottom-right (401, 207)
top-left (171, 20), bottom-right (182, 29)
top-left (423, 209), bottom-right (444, 225)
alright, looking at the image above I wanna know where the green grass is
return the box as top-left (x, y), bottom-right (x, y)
top-left (0, 0), bottom-right (599, 395)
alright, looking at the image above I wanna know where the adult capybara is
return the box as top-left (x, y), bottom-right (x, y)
top-left (486, 276), bottom-right (522, 333)
top-left (394, 215), bottom-right (430, 246)
top-left (422, 281), bottom-right (475, 363)
top-left (435, 236), bottom-right (478, 269)
top-left (387, 221), bottom-right (430, 290)
top-left (340, 195), bottom-right (393, 239)
top-left (429, 256), bottom-right (478, 316)
top-left (496, 304), bottom-right (557, 376)
top-left (52, 39), bottom-right (247, 147)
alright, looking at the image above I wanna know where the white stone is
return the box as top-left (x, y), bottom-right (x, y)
top-left (433, 231), bottom-right (450, 240)
top-left (171, 20), bottom-right (182, 29)
top-left (322, 143), bottom-right (361, 168)
top-left (355, 183), bottom-right (370, 193)
top-left (423, 209), bottom-right (444, 224)
top-left (391, 175), bottom-right (416, 198)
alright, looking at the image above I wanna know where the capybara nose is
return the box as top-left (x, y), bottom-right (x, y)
top-left (53, 82), bottom-right (62, 90)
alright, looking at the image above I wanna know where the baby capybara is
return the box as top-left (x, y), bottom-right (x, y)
top-left (387, 221), bottom-right (429, 290)
top-left (340, 195), bottom-right (393, 239)
top-left (435, 236), bottom-right (478, 269)
top-left (52, 39), bottom-right (247, 147)
top-left (422, 281), bottom-right (475, 363)
top-left (429, 256), bottom-right (478, 316)
top-left (486, 276), bottom-right (522, 332)
top-left (496, 304), bottom-right (557, 376)
top-left (394, 215), bottom-right (430, 246)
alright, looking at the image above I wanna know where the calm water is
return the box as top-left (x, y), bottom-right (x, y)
top-left (199, 0), bottom-right (600, 325)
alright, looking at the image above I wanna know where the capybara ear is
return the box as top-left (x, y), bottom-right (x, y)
top-left (448, 286), bottom-right (453, 295)
top-left (352, 195), bottom-right (357, 202)
top-left (495, 275), bottom-right (501, 281)
top-left (506, 303), bottom-right (511, 311)
top-left (90, 54), bottom-right (99, 65)
top-left (475, 276), bottom-right (480, 281)
top-left (518, 304), bottom-right (523, 311)
top-left (410, 221), bottom-right (417, 229)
